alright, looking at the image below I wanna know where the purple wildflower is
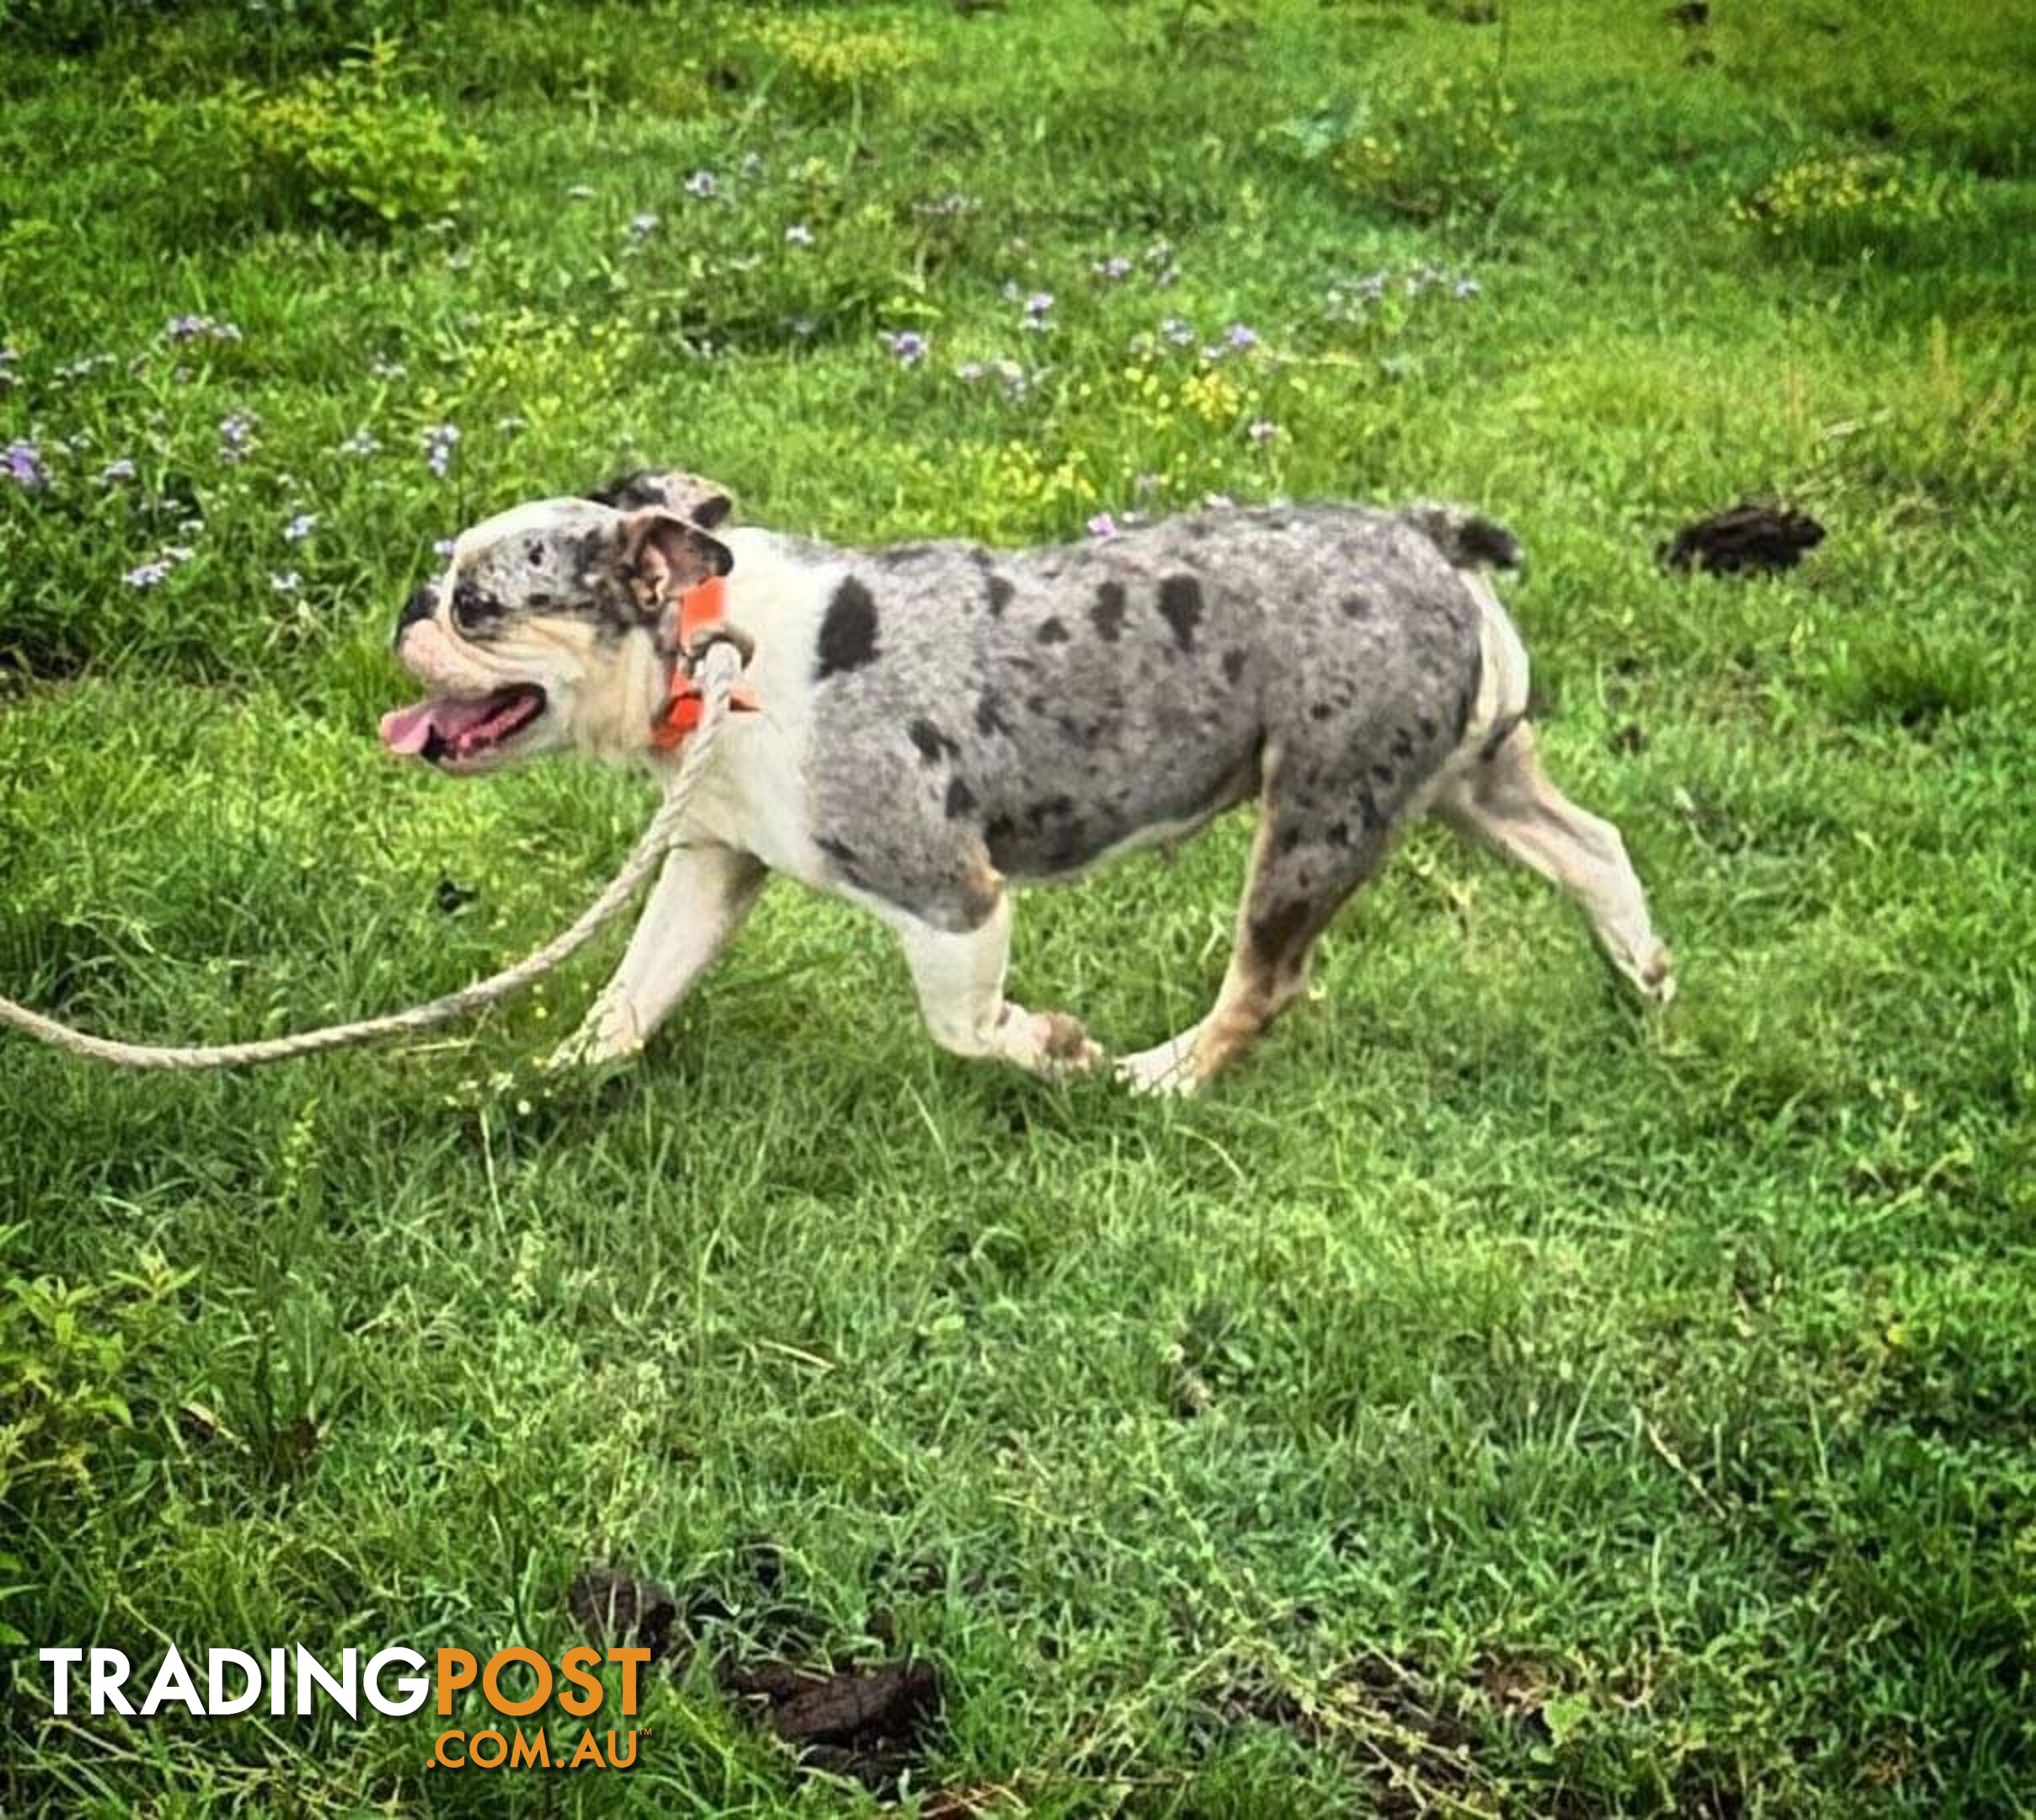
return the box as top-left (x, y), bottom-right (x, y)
top-left (163, 313), bottom-right (241, 345)
top-left (495, 414), bottom-right (527, 435)
top-left (879, 329), bottom-right (930, 367)
top-left (339, 429), bottom-right (381, 457)
top-left (99, 458), bottom-right (137, 484)
top-left (270, 570), bottom-right (303, 595)
top-left (685, 169), bottom-right (718, 199)
top-left (125, 560), bottom-right (173, 590)
top-left (1021, 291), bottom-right (1055, 331)
top-left (1086, 513), bottom-right (1118, 540)
top-left (1453, 276), bottom-right (1481, 300)
top-left (218, 411), bottom-right (258, 463)
top-left (1247, 418), bottom-right (1278, 445)
top-left (432, 538), bottom-right (457, 559)
top-left (629, 211), bottom-right (660, 240)
top-left (1160, 317), bottom-right (1195, 347)
top-left (4, 441), bottom-right (51, 490)
top-left (370, 353), bottom-right (407, 381)
top-left (956, 361), bottom-right (986, 383)
top-left (1092, 254), bottom-right (1133, 281)
top-left (784, 222), bottom-right (815, 247)
top-left (423, 423), bottom-right (461, 478)
top-left (1225, 323), bottom-right (1259, 351)
top-left (283, 512), bottom-right (318, 543)
top-left (565, 183), bottom-right (596, 201)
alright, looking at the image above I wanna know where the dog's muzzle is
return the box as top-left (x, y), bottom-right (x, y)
top-left (395, 584), bottom-right (437, 646)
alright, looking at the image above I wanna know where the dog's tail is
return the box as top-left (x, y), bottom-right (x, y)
top-left (1396, 501), bottom-right (1524, 573)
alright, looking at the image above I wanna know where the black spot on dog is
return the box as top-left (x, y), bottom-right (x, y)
top-left (1276, 826), bottom-right (1302, 856)
top-left (816, 836), bottom-right (860, 865)
top-left (1451, 682), bottom-right (1476, 743)
top-left (816, 578), bottom-right (879, 679)
top-left (1340, 593), bottom-right (1372, 621)
top-left (1026, 693), bottom-right (1048, 717)
top-left (1037, 616), bottom-right (1069, 645)
top-left (1417, 715), bottom-right (1437, 741)
top-left (1371, 763), bottom-right (1396, 786)
top-left (1326, 820), bottom-right (1352, 848)
top-left (1249, 898), bottom-right (1315, 970)
top-left (1391, 726), bottom-right (1416, 762)
top-left (976, 693), bottom-right (1010, 736)
top-left (984, 812), bottom-right (1016, 856)
top-left (945, 777), bottom-right (978, 819)
top-left (985, 574), bottom-right (1015, 616)
top-left (1480, 710), bottom-right (1524, 763)
top-left (1222, 648), bottom-right (1247, 686)
top-left (1090, 581), bottom-right (1128, 642)
top-left (1309, 702), bottom-right (1333, 722)
top-left (1157, 575), bottom-right (1203, 652)
top-left (907, 719), bottom-right (955, 763)
top-left (527, 543), bottom-right (544, 566)
top-left (450, 581), bottom-right (506, 631)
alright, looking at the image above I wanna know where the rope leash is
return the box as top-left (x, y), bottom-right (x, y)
top-left (0, 642), bottom-right (743, 1072)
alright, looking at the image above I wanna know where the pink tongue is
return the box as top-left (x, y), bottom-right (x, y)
top-left (378, 696), bottom-right (503, 755)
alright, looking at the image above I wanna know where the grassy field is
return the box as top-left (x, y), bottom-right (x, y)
top-left (3, 0), bottom-right (2034, 1812)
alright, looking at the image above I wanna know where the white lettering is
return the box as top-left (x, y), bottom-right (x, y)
top-left (89, 1648), bottom-right (136, 1716)
top-left (207, 1648), bottom-right (263, 1716)
top-left (40, 1647), bottom-right (83, 1716)
top-left (365, 1646), bottom-right (429, 1716)
top-left (294, 1645), bottom-right (358, 1719)
top-left (141, 1645), bottom-right (204, 1717)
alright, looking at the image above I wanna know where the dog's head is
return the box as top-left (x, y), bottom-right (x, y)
top-left (382, 479), bottom-right (735, 773)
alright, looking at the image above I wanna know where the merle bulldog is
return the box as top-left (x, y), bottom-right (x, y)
top-left (383, 470), bottom-right (1673, 1093)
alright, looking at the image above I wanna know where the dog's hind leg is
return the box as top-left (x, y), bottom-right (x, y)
top-left (1435, 720), bottom-right (1673, 1002)
top-left (1118, 757), bottom-right (1398, 1096)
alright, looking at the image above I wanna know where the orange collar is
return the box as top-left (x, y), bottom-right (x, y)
top-left (650, 575), bottom-right (759, 752)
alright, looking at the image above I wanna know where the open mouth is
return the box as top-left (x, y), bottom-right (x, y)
top-left (379, 684), bottom-right (547, 766)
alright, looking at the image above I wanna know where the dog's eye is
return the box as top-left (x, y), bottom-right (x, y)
top-left (450, 582), bottom-right (501, 633)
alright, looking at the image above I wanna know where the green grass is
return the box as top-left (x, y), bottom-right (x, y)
top-left (3, 0), bottom-right (2034, 1812)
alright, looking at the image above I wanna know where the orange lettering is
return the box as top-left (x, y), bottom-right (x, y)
top-left (608, 1646), bottom-right (651, 1716)
top-left (436, 1650), bottom-right (477, 1717)
top-left (481, 1646), bottom-right (552, 1718)
top-left (558, 1645), bottom-right (604, 1718)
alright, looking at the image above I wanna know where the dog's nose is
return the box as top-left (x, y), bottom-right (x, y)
top-left (395, 584), bottom-right (437, 646)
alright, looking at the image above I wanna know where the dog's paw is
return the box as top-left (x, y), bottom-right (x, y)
top-left (1028, 1009), bottom-right (1104, 1079)
top-left (1631, 940), bottom-right (1675, 1007)
top-left (545, 1000), bottom-right (646, 1072)
top-left (1115, 1031), bottom-right (1204, 1099)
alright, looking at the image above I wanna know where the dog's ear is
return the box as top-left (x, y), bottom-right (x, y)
top-left (614, 509), bottom-right (733, 602)
top-left (587, 469), bottom-right (735, 531)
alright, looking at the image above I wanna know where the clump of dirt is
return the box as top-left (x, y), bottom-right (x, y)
top-left (723, 1656), bottom-right (943, 1792)
top-left (570, 1558), bottom-right (946, 1796)
top-left (1659, 504), bottom-right (1826, 575)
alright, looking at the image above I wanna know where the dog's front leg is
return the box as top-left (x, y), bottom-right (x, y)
top-left (551, 843), bottom-right (767, 1068)
top-left (890, 894), bottom-right (1101, 1078)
